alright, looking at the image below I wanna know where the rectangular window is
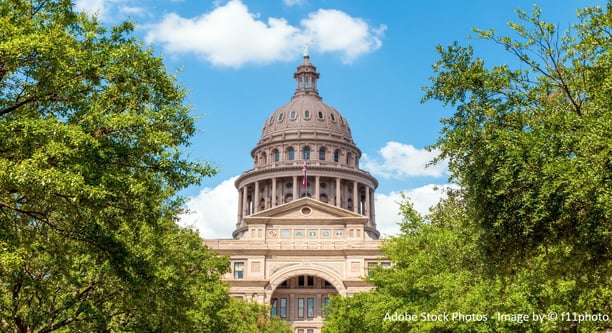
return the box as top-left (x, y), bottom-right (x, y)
top-left (233, 262), bottom-right (244, 279)
top-left (307, 298), bottom-right (314, 318)
top-left (307, 275), bottom-right (314, 287)
top-left (307, 329), bottom-right (314, 333)
top-left (297, 298), bottom-right (304, 318)
top-left (367, 262), bottom-right (377, 276)
top-left (280, 298), bottom-right (287, 318)
top-left (323, 297), bottom-right (330, 317)
top-left (367, 261), bottom-right (391, 276)
top-left (271, 298), bottom-right (278, 316)
top-left (298, 275), bottom-right (305, 288)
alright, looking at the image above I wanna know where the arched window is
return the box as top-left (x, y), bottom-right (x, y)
top-left (273, 149), bottom-right (280, 162)
top-left (319, 147), bottom-right (326, 160)
top-left (303, 146), bottom-right (310, 160)
top-left (288, 147), bottom-right (295, 161)
top-left (304, 110), bottom-right (310, 118)
top-left (333, 149), bottom-right (340, 162)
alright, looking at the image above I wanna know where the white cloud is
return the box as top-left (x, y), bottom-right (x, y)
top-left (118, 5), bottom-right (147, 16)
top-left (145, 0), bottom-right (385, 67)
top-left (145, 1), bottom-right (301, 67)
top-left (301, 9), bottom-right (386, 63)
top-left (178, 176), bottom-right (238, 239)
top-left (374, 184), bottom-right (457, 238)
top-left (73, 0), bottom-right (146, 22)
top-left (283, 0), bottom-right (307, 6)
top-left (74, 0), bottom-right (109, 19)
top-left (363, 141), bottom-right (448, 179)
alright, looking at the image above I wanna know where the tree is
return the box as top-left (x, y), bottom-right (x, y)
top-left (218, 298), bottom-right (293, 333)
top-left (324, 3), bottom-right (611, 332)
top-left (0, 0), bottom-right (264, 331)
top-left (423, 4), bottom-right (611, 277)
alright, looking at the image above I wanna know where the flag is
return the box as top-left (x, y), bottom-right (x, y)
top-left (302, 160), bottom-right (307, 188)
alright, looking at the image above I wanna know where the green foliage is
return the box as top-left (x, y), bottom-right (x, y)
top-left (422, 3), bottom-right (611, 275)
top-left (218, 298), bottom-right (293, 333)
top-left (0, 1), bottom-right (263, 332)
top-left (324, 3), bottom-right (611, 333)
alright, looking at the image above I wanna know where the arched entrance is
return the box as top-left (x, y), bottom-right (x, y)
top-left (267, 266), bottom-right (344, 333)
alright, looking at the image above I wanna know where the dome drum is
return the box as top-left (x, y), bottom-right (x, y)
top-left (250, 142), bottom-right (362, 171)
top-left (234, 165), bottom-right (379, 239)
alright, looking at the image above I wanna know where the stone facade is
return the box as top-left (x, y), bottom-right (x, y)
top-left (205, 55), bottom-right (385, 333)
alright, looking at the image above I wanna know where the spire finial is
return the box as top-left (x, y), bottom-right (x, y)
top-left (303, 40), bottom-right (314, 57)
top-left (293, 45), bottom-right (320, 99)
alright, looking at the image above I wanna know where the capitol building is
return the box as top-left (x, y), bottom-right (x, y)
top-left (205, 54), bottom-right (386, 333)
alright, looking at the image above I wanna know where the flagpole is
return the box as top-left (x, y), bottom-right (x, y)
top-left (302, 159), bottom-right (308, 188)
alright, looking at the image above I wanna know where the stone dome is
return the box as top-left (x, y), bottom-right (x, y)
top-left (258, 55), bottom-right (355, 146)
top-left (260, 96), bottom-right (353, 143)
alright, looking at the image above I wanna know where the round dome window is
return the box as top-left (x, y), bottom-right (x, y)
top-left (300, 207), bottom-right (312, 216)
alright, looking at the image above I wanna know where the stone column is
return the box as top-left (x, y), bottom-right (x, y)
top-left (315, 175), bottom-right (320, 201)
top-left (237, 187), bottom-right (243, 223)
top-left (317, 293), bottom-right (322, 319)
top-left (370, 188), bottom-right (376, 226)
top-left (242, 186), bottom-right (248, 216)
top-left (365, 185), bottom-right (370, 217)
top-left (335, 178), bottom-right (341, 208)
top-left (271, 177), bottom-right (277, 207)
top-left (289, 293), bottom-right (295, 321)
top-left (254, 181), bottom-right (260, 213)
top-left (352, 181), bottom-right (358, 213)
top-left (292, 175), bottom-right (298, 201)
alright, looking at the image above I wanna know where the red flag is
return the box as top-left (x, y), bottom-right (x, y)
top-left (302, 160), bottom-right (307, 188)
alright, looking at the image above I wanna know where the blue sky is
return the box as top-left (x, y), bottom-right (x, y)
top-left (75, 0), bottom-right (606, 238)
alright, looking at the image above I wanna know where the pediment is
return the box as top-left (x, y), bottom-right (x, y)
top-left (245, 197), bottom-right (364, 221)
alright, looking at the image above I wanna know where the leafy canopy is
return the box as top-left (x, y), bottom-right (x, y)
top-left (0, 1), bottom-right (290, 332)
top-left (324, 3), bottom-right (611, 333)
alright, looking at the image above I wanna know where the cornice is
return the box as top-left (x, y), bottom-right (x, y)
top-left (235, 164), bottom-right (378, 188)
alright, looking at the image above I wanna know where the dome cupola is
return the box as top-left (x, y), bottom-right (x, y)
top-left (293, 55), bottom-right (320, 98)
